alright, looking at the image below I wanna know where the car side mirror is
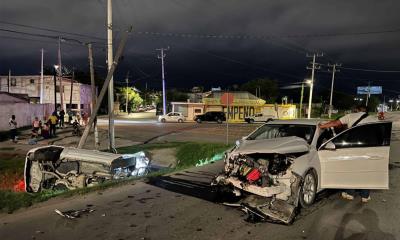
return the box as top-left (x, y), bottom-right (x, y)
top-left (324, 142), bottom-right (336, 150)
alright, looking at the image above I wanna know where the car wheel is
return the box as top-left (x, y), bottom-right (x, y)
top-left (161, 118), bottom-right (166, 123)
top-left (299, 170), bottom-right (317, 208)
top-left (178, 119), bottom-right (183, 123)
top-left (217, 119), bottom-right (222, 124)
top-left (196, 118), bottom-right (202, 123)
top-left (249, 119), bottom-right (254, 124)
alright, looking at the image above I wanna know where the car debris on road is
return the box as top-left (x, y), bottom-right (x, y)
top-left (54, 208), bottom-right (95, 219)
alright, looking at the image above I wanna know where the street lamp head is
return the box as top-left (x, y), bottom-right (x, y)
top-left (305, 79), bottom-right (312, 85)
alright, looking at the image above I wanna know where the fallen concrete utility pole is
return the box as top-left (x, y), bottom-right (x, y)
top-left (77, 27), bottom-right (132, 149)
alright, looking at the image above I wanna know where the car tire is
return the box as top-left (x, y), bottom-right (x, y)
top-left (196, 118), bottom-right (202, 123)
top-left (249, 119), bottom-right (254, 124)
top-left (178, 119), bottom-right (183, 123)
top-left (299, 170), bottom-right (317, 208)
top-left (217, 119), bottom-right (222, 124)
top-left (161, 118), bottom-right (166, 123)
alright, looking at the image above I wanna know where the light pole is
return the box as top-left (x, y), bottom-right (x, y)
top-left (53, 65), bottom-right (59, 113)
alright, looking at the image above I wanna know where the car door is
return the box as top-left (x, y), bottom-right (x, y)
top-left (165, 113), bottom-right (174, 121)
top-left (318, 122), bottom-right (392, 189)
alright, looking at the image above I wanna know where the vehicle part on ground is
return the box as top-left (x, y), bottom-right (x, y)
top-left (24, 146), bottom-right (150, 193)
top-left (55, 208), bottom-right (95, 219)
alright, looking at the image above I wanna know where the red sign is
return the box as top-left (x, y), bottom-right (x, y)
top-left (220, 93), bottom-right (234, 105)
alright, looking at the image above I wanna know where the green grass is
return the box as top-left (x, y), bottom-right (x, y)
top-left (176, 142), bottom-right (231, 167)
top-left (0, 142), bottom-right (230, 213)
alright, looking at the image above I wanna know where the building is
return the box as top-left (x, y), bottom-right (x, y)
top-left (0, 75), bottom-right (93, 114)
top-left (171, 90), bottom-right (296, 122)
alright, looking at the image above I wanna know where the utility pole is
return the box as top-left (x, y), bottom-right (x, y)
top-left (77, 27), bottom-right (131, 149)
top-left (299, 83), bottom-right (304, 118)
top-left (157, 47), bottom-right (169, 115)
top-left (40, 49), bottom-right (44, 103)
top-left (69, 69), bottom-right (74, 114)
top-left (226, 90), bottom-right (230, 145)
top-left (53, 71), bottom-right (57, 113)
top-left (7, 69), bottom-right (10, 93)
top-left (88, 43), bottom-right (100, 148)
top-left (366, 81), bottom-right (371, 107)
top-left (327, 63), bottom-right (341, 118)
top-left (306, 53), bottom-right (323, 119)
top-left (58, 36), bottom-right (63, 111)
top-left (125, 71), bottom-right (130, 113)
top-left (107, 0), bottom-right (115, 151)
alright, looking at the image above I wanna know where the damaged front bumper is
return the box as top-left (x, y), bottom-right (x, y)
top-left (211, 153), bottom-right (302, 224)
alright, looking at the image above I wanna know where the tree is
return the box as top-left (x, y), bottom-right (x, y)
top-left (240, 78), bottom-right (278, 103)
top-left (118, 87), bottom-right (143, 112)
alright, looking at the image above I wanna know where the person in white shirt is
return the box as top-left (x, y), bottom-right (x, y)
top-left (9, 115), bottom-right (17, 143)
top-left (319, 105), bottom-right (373, 203)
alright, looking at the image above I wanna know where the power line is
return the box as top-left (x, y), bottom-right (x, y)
top-left (339, 66), bottom-right (400, 73)
top-left (0, 20), bottom-right (106, 41)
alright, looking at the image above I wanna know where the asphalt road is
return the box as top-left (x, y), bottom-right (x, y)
top-left (97, 120), bottom-right (262, 144)
top-left (1, 114), bottom-right (400, 240)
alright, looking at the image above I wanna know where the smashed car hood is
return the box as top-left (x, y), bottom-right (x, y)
top-left (234, 136), bottom-right (309, 155)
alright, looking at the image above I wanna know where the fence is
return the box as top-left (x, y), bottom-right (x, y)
top-left (0, 103), bottom-right (54, 131)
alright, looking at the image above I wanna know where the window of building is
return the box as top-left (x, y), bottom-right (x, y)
top-left (194, 109), bottom-right (202, 113)
top-left (81, 104), bottom-right (84, 109)
top-left (30, 79), bottom-right (35, 84)
top-left (10, 78), bottom-right (16, 86)
top-left (56, 86), bottom-right (60, 92)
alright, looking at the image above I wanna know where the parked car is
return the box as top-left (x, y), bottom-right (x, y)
top-left (24, 146), bottom-right (150, 193)
top-left (212, 119), bottom-right (391, 224)
top-left (194, 111), bottom-right (226, 123)
top-left (244, 113), bottom-right (275, 123)
top-left (158, 112), bottom-right (186, 123)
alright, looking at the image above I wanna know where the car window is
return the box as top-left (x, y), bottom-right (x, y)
top-left (331, 122), bottom-right (391, 149)
top-left (247, 124), bottom-right (316, 144)
top-left (317, 128), bottom-right (334, 148)
top-left (167, 113), bottom-right (172, 116)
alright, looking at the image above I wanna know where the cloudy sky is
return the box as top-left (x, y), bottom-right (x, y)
top-left (1, 0), bottom-right (400, 97)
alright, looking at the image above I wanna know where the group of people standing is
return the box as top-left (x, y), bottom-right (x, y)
top-left (9, 109), bottom-right (87, 143)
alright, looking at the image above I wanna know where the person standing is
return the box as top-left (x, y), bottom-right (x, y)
top-left (59, 109), bottom-right (65, 129)
top-left (319, 105), bottom-right (375, 203)
top-left (9, 115), bottom-right (17, 143)
top-left (48, 112), bottom-right (58, 137)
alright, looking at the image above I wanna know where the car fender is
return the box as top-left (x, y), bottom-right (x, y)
top-left (291, 149), bottom-right (321, 191)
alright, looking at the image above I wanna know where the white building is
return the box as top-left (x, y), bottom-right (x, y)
top-left (0, 75), bottom-right (93, 114)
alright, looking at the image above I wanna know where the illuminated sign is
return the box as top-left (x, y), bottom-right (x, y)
top-left (357, 86), bottom-right (382, 95)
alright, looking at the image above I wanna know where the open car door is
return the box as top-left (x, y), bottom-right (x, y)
top-left (318, 122), bottom-right (392, 189)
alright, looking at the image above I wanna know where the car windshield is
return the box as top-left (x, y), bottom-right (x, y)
top-left (247, 124), bottom-right (316, 143)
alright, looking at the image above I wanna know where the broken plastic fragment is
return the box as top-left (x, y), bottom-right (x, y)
top-left (54, 208), bottom-right (95, 219)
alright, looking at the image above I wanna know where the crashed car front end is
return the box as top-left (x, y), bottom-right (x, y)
top-left (211, 137), bottom-right (309, 224)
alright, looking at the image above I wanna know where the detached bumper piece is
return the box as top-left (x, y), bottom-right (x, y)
top-left (241, 195), bottom-right (296, 224)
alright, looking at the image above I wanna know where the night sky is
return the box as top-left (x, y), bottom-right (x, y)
top-left (1, 0), bottom-right (400, 98)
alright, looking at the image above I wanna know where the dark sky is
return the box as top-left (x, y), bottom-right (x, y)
top-left (1, 0), bottom-right (400, 98)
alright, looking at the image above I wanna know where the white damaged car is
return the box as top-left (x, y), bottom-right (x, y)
top-left (24, 146), bottom-right (150, 193)
top-left (212, 119), bottom-right (392, 223)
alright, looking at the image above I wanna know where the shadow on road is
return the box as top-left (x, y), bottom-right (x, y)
top-left (334, 208), bottom-right (395, 240)
top-left (147, 174), bottom-right (218, 202)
